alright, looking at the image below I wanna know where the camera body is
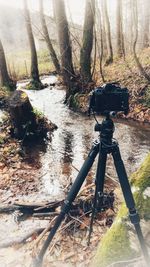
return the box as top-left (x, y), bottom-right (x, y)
top-left (89, 83), bottom-right (129, 115)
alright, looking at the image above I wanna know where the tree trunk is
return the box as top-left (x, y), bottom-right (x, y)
top-left (95, 1), bottom-right (105, 82)
top-left (80, 0), bottom-right (95, 83)
top-left (9, 90), bottom-right (37, 139)
top-left (142, 1), bottom-right (150, 49)
top-left (0, 39), bottom-right (15, 90)
top-left (116, 0), bottom-right (125, 58)
top-left (102, 0), bottom-right (113, 65)
top-left (39, 0), bottom-right (60, 73)
top-left (53, 0), bottom-right (75, 97)
top-left (24, 0), bottom-right (41, 84)
top-left (91, 153), bottom-right (150, 267)
top-left (133, 0), bottom-right (150, 82)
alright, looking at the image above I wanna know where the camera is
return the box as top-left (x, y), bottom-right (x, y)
top-left (89, 83), bottom-right (129, 115)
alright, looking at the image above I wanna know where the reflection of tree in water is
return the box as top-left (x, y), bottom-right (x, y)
top-left (81, 133), bottom-right (96, 185)
top-left (22, 139), bottom-right (48, 168)
top-left (61, 131), bottom-right (74, 178)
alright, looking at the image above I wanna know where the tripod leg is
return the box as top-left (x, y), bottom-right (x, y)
top-left (32, 142), bottom-right (99, 267)
top-left (88, 147), bottom-right (107, 245)
top-left (112, 146), bottom-right (149, 266)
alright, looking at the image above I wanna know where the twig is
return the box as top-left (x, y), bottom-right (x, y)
top-left (33, 212), bottom-right (59, 217)
top-left (69, 214), bottom-right (90, 230)
top-left (71, 164), bottom-right (80, 173)
top-left (105, 173), bottom-right (119, 184)
top-left (34, 216), bottom-right (57, 248)
top-left (34, 200), bottom-right (63, 211)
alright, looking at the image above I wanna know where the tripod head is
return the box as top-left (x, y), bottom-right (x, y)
top-left (94, 113), bottom-right (115, 145)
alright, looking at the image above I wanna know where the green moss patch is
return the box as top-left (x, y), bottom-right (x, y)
top-left (93, 220), bottom-right (134, 267)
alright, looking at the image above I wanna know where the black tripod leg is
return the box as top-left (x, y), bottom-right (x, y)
top-left (112, 146), bottom-right (149, 266)
top-left (88, 146), bottom-right (107, 245)
top-left (32, 142), bottom-right (99, 267)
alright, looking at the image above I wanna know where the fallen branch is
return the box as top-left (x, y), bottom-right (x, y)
top-left (0, 228), bottom-right (44, 248)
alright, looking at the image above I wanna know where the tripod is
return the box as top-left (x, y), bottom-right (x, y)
top-left (33, 114), bottom-right (149, 267)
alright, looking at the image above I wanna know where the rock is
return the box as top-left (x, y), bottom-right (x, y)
top-left (91, 153), bottom-right (150, 267)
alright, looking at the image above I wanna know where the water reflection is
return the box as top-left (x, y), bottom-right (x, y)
top-left (61, 131), bottom-right (74, 176)
top-left (21, 76), bottom-right (150, 200)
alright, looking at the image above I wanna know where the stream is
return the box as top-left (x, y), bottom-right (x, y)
top-left (0, 76), bottom-right (150, 267)
top-left (18, 76), bottom-right (150, 202)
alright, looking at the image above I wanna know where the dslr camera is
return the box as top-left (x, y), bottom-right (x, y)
top-left (89, 83), bottom-right (129, 115)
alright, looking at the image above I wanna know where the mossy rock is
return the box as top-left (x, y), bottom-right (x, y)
top-left (92, 153), bottom-right (150, 267)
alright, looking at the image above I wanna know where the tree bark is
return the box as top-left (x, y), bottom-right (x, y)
top-left (80, 0), bottom-right (95, 83)
top-left (142, 1), bottom-right (150, 49)
top-left (116, 0), bottom-right (125, 58)
top-left (39, 0), bottom-right (60, 73)
top-left (53, 0), bottom-right (75, 97)
top-left (102, 0), bottom-right (113, 65)
top-left (133, 0), bottom-right (150, 82)
top-left (0, 39), bottom-right (15, 90)
top-left (24, 0), bottom-right (40, 83)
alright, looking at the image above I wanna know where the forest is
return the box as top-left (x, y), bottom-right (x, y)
top-left (0, 0), bottom-right (150, 267)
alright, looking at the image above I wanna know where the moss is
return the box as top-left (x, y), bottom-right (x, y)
top-left (68, 93), bottom-right (89, 113)
top-left (93, 220), bottom-right (134, 267)
top-left (0, 135), bottom-right (5, 144)
top-left (92, 153), bottom-right (150, 267)
top-left (25, 80), bottom-right (42, 90)
top-left (130, 153), bottom-right (150, 220)
top-left (20, 91), bottom-right (28, 100)
top-left (68, 93), bottom-right (80, 109)
top-left (33, 108), bottom-right (44, 119)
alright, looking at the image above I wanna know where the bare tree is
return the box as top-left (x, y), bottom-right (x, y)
top-left (102, 0), bottom-right (113, 65)
top-left (133, 0), bottom-right (150, 82)
top-left (116, 0), bottom-right (125, 57)
top-left (39, 0), bottom-right (60, 73)
top-left (142, 0), bottom-right (150, 49)
top-left (80, 0), bottom-right (95, 83)
top-left (0, 39), bottom-right (15, 90)
top-left (24, 0), bottom-right (41, 85)
top-left (53, 0), bottom-right (75, 97)
top-left (95, 0), bottom-right (105, 82)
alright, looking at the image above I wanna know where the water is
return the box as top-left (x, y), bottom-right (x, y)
top-left (20, 76), bottom-right (150, 201)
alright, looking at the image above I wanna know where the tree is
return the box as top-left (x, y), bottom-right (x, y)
top-left (23, 0), bottom-right (41, 86)
top-left (116, 0), bottom-right (125, 58)
top-left (39, 0), bottom-right (60, 73)
top-left (80, 0), bottom-right (95, 83)
top-left (53, 0), bottom-right (75, 97)
top-left (0, 39), bottom-right (16, 90)
top-left (142, 0), bottom-right (150, 49)
top-left (102, 0), bottom-right (113, 64)
top-left (132, 0), bottom-right (150, 82)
